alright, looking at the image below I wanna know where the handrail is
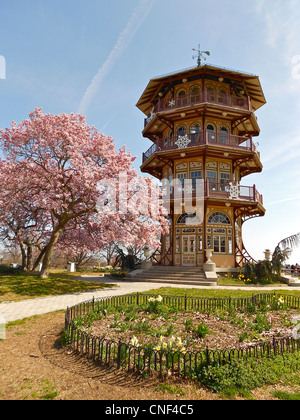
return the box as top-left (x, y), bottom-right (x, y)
top-left (144, 88), bottom-right (251, 126)
top-left (142, 131), bottom-right (256, 163)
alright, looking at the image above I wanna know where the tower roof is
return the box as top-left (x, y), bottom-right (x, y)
top-left (136, 64), bottom-right (266, 116)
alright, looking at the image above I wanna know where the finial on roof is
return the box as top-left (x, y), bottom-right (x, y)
top-left (192, 44), bottom-right (210, 66)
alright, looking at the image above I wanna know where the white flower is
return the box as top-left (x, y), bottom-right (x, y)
top-left (131, 336), bottom-right (140, 347)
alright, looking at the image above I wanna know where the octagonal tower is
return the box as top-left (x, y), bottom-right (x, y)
top-left (136, 64), bottom-right (266, 269)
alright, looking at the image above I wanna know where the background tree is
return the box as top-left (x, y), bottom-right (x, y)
top-left (0, 108), bottom-right (169, 278)
top-left (272, 233), bottom-right (300, 276)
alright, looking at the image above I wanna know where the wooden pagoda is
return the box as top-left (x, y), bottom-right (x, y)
top-left (136, 64), bottom-right (266, 269)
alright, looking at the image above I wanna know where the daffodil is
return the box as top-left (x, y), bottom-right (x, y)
top-left (131, 336), bottom-right (140, 347)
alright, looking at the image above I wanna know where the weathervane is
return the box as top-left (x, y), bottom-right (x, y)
top-left (192, 44), bottom-right (210, 66)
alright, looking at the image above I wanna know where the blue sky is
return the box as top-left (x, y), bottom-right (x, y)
top-left (1, 0), bottom-right (300, 263)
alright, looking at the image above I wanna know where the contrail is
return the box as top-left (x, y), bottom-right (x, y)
top-left (78, 0), bottom-right (156, 115)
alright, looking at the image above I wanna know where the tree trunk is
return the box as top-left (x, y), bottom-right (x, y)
top-left (26, 245), bottom-right (33, 271)
top-left (17, 233), bottom-right (27, 270)
top-left (39, 227), bottom-right (65, 279)
top-left (31, 246), bottom-right (47, 272)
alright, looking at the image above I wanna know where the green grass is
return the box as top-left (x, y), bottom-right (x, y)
top-left (273, 390), bottom-right (300, 400)
top-left (140, 287), bottom-right (300, 299)
top-left (0, 272), bottom-right (115, 303)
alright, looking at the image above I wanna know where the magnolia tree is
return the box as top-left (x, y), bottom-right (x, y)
top-left (0, 108), bottom-right (169, 278)
top-left (0, 160), bottom-right (51, 270)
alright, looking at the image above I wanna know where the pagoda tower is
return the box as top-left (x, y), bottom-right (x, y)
top-left (136, 63), bottom-right (266, 269)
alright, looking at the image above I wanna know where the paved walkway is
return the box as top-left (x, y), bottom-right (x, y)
top-left (1, 277), bottom-right (300, 323)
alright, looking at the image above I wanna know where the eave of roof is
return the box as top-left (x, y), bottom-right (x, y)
top-left (136, 64), bottom-right (266, 116)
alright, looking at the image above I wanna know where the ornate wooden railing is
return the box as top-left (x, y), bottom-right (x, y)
top-left (142, 131), bottom-right (258, 163)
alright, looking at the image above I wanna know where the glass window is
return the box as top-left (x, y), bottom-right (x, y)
top-left (207, 235), bottom-right (212, 248)
top-left (219, 126), bottom-right (229, 144)
top-left (213, 236), bottom-right (226, 253)
top-left (177, 90), bottom-right (186, 106)
top-left (228, 237), bottom-right (233, 254)
top-left (207, 85), bottom-right (216, 101)
top-left (207, 170), bottom-right (217, 190)
top-left (218, 88), bottom-right (227, 104)
top-left (177, 126), bottom-right (186, 136)
top-left (183, 237), bottom-right (188, 253)
top-left (177, 172), bottom-right (186, 191)
top-left (220, 172), bottom-right (230, 191)
top-left (190, 85), bottom-right (200, 103)
top-left (177, 212), bottom-right (202, 225)
top-left (190, 238), bottom-right (195, 253)
top-left (190, 123), bottom-right (201, 144)
top-left (169, 131), bottom-right (173, 147)
top-left (208, 212), bottom-right (231, 225)
top-left (198, 235), bottom-right (203, 252)
top-left (175, 236), bottom-right (180, 253)
top-left (206, 124), bottom-right (216, 143)
top-left (191, 170), bottom-right (202, 191)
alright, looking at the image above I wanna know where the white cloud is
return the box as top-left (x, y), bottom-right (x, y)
top-left (255, 0), bottom-right (300, 57)
top-left (78, 0), bottom-right (156, 115)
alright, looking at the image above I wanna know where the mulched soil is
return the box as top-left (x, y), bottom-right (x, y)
top-left (89, 308), bottom-right (299, 351)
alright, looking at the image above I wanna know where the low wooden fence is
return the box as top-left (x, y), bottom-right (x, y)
top-left (64, 293), bottom-right (300, 379)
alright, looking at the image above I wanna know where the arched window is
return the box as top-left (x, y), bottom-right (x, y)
top-left (208, 212), bottom-right (231, 225)
top-left (177, 89), bottom-right (186, 106)
top-left (169, 130), bottom-right (173, 147)
top-left (190, 85), bottom-right (200, 103)
top-left (164, 130), bottom-right (173, 147)
top-left (206, 85), bottom-right (216, 101)
top-left (219, 125), bottom-right (229, 144)
top-left (218, 87), bottom-right (228, 104)
top-left (177, 212), bottom-right (201, 225)
top-left (190, 123), bottom-right (201, 144)
top-left (177, 126), bottom-right (186, 136)
top-left (206, 123), bottom-right (216, 143)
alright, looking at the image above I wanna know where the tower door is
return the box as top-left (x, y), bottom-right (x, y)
top-left (182, 235), bottom-right (196, 266)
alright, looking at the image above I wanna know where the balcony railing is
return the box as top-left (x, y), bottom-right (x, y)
top-left (161, 180), bottom-right (263, 206)
top-left (142, 131), bottom-right (258, 163)
top-left (144, 88), bottom-right (251, 127)
top-left (207, 181), bottom-right (263, 205)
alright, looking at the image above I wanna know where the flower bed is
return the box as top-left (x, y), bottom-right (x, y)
top-left (64, 293), bottom-right (300, 380)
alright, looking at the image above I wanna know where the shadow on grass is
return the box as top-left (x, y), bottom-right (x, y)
top-left (0, 271), bottom-right (115, 302)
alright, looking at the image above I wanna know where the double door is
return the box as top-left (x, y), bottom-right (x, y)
top-left (182, 235), bottom-right (196, 266)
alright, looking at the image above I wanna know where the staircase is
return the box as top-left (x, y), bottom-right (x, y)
top-left (127, 266), bottom-right (218, 286)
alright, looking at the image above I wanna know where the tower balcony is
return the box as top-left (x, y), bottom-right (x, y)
top-left (144, 88), bottom-right (251, 128)
top-left (142, 131), bottom-right (259, 164)
top-left (207, 181), bottom-right (263, 206)
top-left (162, 180), bottom-right (264, 215)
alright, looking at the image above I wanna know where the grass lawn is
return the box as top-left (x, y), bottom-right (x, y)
top-left (140, 286), bottom-right (300, 299)
top-left (0, 271), bottom-right (115, 303)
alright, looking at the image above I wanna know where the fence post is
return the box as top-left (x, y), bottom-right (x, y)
top-left (137, 292), bottom-right (139, 305)
top-left (185, 295), bottom-right (187, 311)
top-left (117, 340), bottom-right (122, 369)
top-left (206, 346), bottom-right (210, 366)
top-left (273, 337), bottom-right (277, 356)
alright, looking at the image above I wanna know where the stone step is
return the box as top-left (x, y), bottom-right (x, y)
top-left (126, 266), bottom-right (217, 286)
top-left (149, 266), bottom-right (203, 271)
top-left (138, 275), bottom-right (207, 282)
top-left (138, 269), bottom-right (206, 275)
top-left (131, 277), bottom-right (217, 286)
